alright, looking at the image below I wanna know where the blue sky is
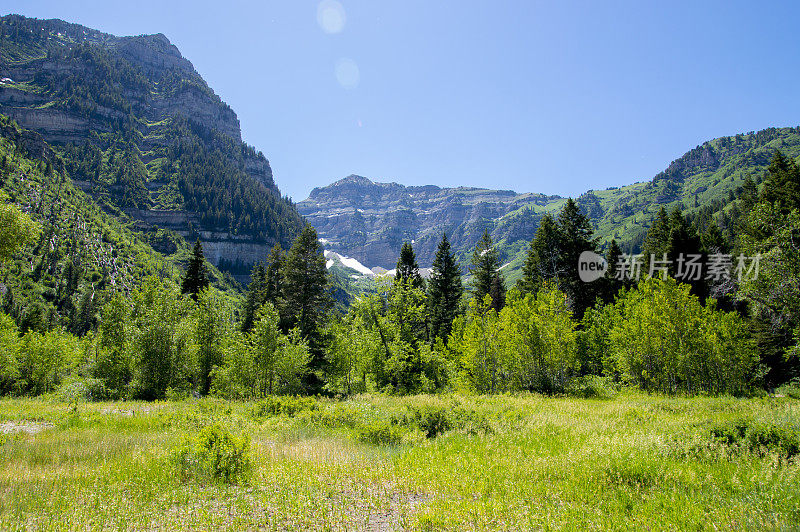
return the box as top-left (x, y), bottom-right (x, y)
top-left (7, 1), bottom-right (800, 201)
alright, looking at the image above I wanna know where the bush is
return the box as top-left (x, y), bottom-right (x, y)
top-left (400, 404), bottom-right (453, 438)
top-left (172, 424), bottom-right (252, 484)
top-left (55, 376), bottom-right (111, 402)
top-left (711, 418), bottom-right (800, 458)
top-left (251, 395), bottom-right (319, 418)
top-left (357, 419), bottom-right (406, 445)
top-left (567, 375), bottom-right (618, 399)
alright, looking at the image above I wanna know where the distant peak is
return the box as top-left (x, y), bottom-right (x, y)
top-left (334, 175), bottom-right (374, 186)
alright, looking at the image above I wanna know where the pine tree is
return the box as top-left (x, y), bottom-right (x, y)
top-left (519, 213), bottom-right (562, 293)
top-left (760, 150), bottom-right (800, 214)
top-left (738, 175), bottom-right (759, 213)
top-left (641, 207), bottom-right (670, 260)
top-left (666, 207), bottom-right (706, 299)
top-left (702, 221), bottom-right (728, 254)
top-left (281, 225), bottom-right (332, 391)
top-left (395, 241), bottom-right (424, 289)
top-left (263, 244), bottom-right (285, 306)
top-left (427, 233), bottom-right (463, 343)
top-left (556, 198), bottom-right (598, 318)
top-left (181, 239), bottom-right (210, 300)
top-left (470, 230), bottom-right (505, 311)
top-left (602, 239), bottom-right (625, 301)
top-left (241, 262), bottom-right (266, 333)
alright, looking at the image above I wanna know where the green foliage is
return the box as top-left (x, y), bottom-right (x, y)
top-left (281, 225), bottom-right (332, 391)
top-left (17, 328), bottom-right (82, 395)
top-left (172, 424), bottom-right (252, 485)
top-left (452, 296), bottom-right (503, 393)
top-left (470, 231), bottom-right (505, 311)
top-left (499, 286), bottom-right (580, 393)
top-left (0, 312), bottom-right (21, 394)
top-left (356, 419), bottom-right (406, 445)
top-left (129, 276), bottom-right (196, 400)
top-left (427, 233), bottom-right (463, 344)
top-left (324, 310), bottom-right (380, 395)
top-left (603, 278), bottom-right (757, 394)
top-left (91, 294), bottom-right (131, 397)
top-left (180, 240), bottom-right (210, 300)
top-left (0, 197), bottom-right (40, 261)
top-left (395, 241), bottom-right (423, 289)
top-left (194, 288), bottom-right (230, 395)
top-left (710, 418), bottom-right (800, 458)
top-left (211, 303), bottom-right (310, 398)
top-left (251, 395), bottom-right (319, 418)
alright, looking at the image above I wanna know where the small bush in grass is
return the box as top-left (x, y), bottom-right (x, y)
top-left (711, 418), bottom-right (800, 458)
top-left (401, 405), bottom-right (452, 438)
top-left (567, 375), bottom-right (618, 399)
top-left (251, 395), bottom-right (319, 418)
top-left (172, 424), bottom-right (251, 484)
top-left (357, 419), bottom-right (406, 445)
top-left (55, 376), bottom-right (111, 402)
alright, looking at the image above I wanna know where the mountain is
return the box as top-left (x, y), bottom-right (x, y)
top-left (0, 114), bottom-right (240, 333)
top-left (299, 126), bottom-right (800, 281)
top-left (0, 14), bottom-right (304, 275)
top-left (299, 175), bottom-right (564, 270)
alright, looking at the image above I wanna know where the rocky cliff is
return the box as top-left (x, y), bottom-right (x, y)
top-left (300, 127), bottom-right (800, 276)
top-left (299, 175), bottom-right (563, 269)
top-left (0, 14), bottom-right (303, 272)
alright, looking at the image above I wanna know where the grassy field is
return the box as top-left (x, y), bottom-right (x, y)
top-left (0, 392), bottom-right (798, 530)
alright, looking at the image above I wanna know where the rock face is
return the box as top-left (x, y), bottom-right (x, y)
top-left (0, 14), bottom-right (300, 270)
top-left (299, 175), bottom-right (561, 268)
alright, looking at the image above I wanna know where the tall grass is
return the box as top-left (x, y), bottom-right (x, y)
top-left (0, 393), bottom-right (798, 529)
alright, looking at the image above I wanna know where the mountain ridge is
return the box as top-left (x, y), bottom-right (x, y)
top-left (300, 126), bottom-right (800, 278)
top-left (0, 14), bottom-right (304, 274)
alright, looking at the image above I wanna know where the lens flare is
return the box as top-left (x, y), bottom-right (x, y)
top-left (335, 58), bottom-right (360, 89)
top-left (317, 0), bottom-right (346, 34)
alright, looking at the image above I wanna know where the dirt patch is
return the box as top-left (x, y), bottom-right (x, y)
top-left (0, 421), bottom-right (54, 434)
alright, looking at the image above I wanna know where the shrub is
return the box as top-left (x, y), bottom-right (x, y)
top-left (567, 375), bottom-right (618, 399)
top-left (710, 418), bottom-right (800, 458)
top-left (401, 404), bottom-right (453, 438)
top-left (251, 395), bottom-right (319, 418)
top-left (172, 424), bottom-right (252, 484)
top-left (357, 419), bottom-right (406, 445)
top-left (55, 376), bottom-right (111, 402)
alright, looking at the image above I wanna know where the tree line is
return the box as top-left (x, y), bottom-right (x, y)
top-left (1, 150), bottom-right (799, 399)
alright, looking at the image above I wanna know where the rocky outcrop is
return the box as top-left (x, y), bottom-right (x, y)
top-left (0, 15), bottom-right (299, 271)
top-left (299, 175), bottom-right (560, 268)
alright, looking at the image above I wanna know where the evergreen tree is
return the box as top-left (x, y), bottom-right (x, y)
top-left (702, 221), bottom-right (728, 254)
top-left (556, 198), bottom-right (598, 318)
top-left (395, 241), bottom-right (423, 289)
top-left (263, 244), bottom-right (285, 306)
top-left (470, 230), bottom-right (505, 311)
top-left (760, 150), bottom-right (800, 214)
top-left (241, 263), bottom-right (266, 333)
top-left (641, 207), bottom-right (670, 260)
top-left (666, 207), bottom-right (705, 299)
top-left (427, 233), bottom-right (463, 344)
top-left (281, 225), bottom-right (332, 391)
top-left (603, 239), bottom-right (626, 301)
top-left (739, 175), bottom-right (759, 213)
top-left (181, 239), bottom-right (210, 300)
top-left (519, 213), bottom-right (562, 293)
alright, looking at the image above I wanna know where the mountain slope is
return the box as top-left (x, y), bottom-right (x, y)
top-left (300, 126), bottom-right (800, 278)
top-left (0, 114), bottom-right (239, 333)
top-left (0, 14), bottom-right (303, 274)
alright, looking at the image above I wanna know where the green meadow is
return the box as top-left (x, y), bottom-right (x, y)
top-left (1, 393), bottom-right (798, 530)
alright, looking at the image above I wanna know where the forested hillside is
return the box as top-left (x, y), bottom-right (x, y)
top-left (0, 14), bottom-right (304, 274)
top-left (0, 114), bottom-right (238, 334)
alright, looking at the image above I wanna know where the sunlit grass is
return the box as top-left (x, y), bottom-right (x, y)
top-left (0, 393), bottom-right (797, 529)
